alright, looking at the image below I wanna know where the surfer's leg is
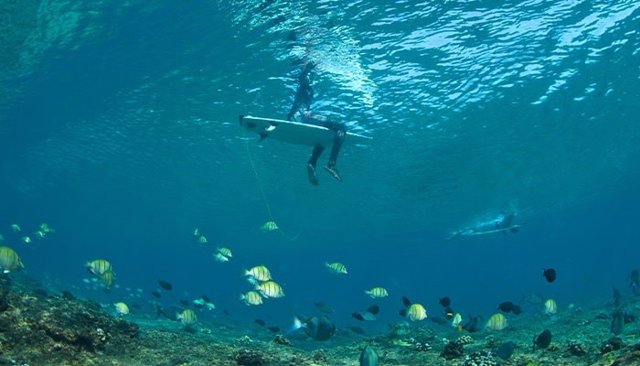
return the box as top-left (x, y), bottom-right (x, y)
top-left (324, 123), bottom-right (345, 182)
top-left (328, 129), bottom-right (345, 165)
top-left (307, 145), bottom-right (324, 185)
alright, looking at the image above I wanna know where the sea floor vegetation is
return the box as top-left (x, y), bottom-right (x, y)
top-left (0, 275), bottom-right (639, 366)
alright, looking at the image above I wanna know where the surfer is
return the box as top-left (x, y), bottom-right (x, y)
top-left (287, 61), bottom-right (346, 185)
top-left (447, 211), bottom-right (521, 240)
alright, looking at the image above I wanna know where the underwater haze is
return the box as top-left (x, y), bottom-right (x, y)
top-left (1, 0), bottom-right (640, 347)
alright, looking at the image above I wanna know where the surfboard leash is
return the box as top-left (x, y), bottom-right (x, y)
top-left (244, 140), bottom-right (300, 241)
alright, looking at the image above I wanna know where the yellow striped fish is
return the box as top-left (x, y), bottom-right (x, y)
top-left (406, 303), bottom-right (427, 321)
top-left (0, 246), bottom-right (24, 273)
top-left (544, 299), bottom-right (557, 315)
top-left (86, 259), bottom-right (112, 276)
top-left (10, 224), bottom-right (20, 232)
top-left (177, 309), bottom-right (197, 325)
top-left (365, 287), bottom-right (388, 298)
top-left (326, 262), bottom-right (348, 275)
top-left (240, 291), bottom-right (263, 306)
top-left (114, 302), bottom-right (129, 315)
top-left (213, 252), bottom-right (229, 263)
top-left (260, 221), bottom-right (278, 232)
top-left (101, 270), bottom-right (116, 289)
top-left (245, 265), bottom-right (271, 282)
top-left (217, 247), bottom-right (232, 258)
top-left (451, 313), bottom-right (463, 329)
top-left (39, 223), bottom-right (53, 233)
top-left (256, 280), bottom-right (285, 298)
top-left (486, 313), bottom-right (508, 330)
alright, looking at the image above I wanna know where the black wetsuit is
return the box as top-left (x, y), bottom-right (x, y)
top-left (287, 62), bottom-right (346, 171)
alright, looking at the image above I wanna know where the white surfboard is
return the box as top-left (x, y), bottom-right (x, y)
top-left (239, 115), bottom-right (372, 147)
top-left (447, 224), bottom-right (523, 240)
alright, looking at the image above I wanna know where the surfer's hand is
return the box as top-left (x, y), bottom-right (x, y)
top-left (302, 61), bottom-right (316, 75)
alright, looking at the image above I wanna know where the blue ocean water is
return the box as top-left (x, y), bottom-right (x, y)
top-left (1, 0), bottom-right (639, 336)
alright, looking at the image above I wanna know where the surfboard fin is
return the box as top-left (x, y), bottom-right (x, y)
top-left (258, 125), bottom-right (277, 141)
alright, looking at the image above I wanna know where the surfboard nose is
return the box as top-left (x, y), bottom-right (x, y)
top-left (239, 114), bottom-right (257, 128)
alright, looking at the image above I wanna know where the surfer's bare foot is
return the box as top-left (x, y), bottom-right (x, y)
top-left (324, 164), bottom-right (342, 182)
top-left (307, 164), bottom-right (319, 185)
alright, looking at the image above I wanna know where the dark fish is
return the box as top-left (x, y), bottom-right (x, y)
top-left (611, 309), bottom-right (624, 335)
top-left (61, 290), bottom-right (75, 300)
top-left (512, 305), bottom-right (522, 315)
top-left (202, 295), bottom-right (211, 303)
top-left (367, 305), bottom-right (380, 315)
top-left (352, 311), bottom-right (376, 321)
top-left (359, 345), bottom-right (379, 366)
top-left (542, 268), bottom-right (556, 283)
top-left (348, 326), bottom-right (366, 335)
top-left (353, 305), bottom-right (379, 321)
top-left (498, 301), bottom-right (522, 315)
top-left (314, 301), bottom-right (335, 313)
top-left (613, 288), bottom-right (622, 308)
top-left (294, 315), bottom-right (335, 341)
top-left (254, 319), bottom-right (266, 326)
top-left (179, 300), bottom-right (189, 306)
top-left (151, 290), bottom-right (162, 298)
top-left (399, 296), bottom-right (412, 316)
top-left (402, 296), bottom-right (412, 307)
top-left (157, 280), bottom-right (173, 291)
top-left (439, 297), bottom-right (451, 307)
top-left (461, 315), bottom-right (481, 333)
top-left (443, 306), bottom-right (455, 318)
top-left (267, 326), bottom-right (280, 333)
top-left (534, 329), bottom-right (552, 350)
top-left (223, 310), bottom-right (230, 316)
top-left (495, 342), bottom-right (516, 360)
top-left (630, 270), bottom-right (640, 295)
top-left (131, 303), bottom-right (141, 310)
top-left (498, 301), bottom-right (514, 312)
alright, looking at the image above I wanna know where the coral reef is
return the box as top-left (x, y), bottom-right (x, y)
top-left (601, 337), bottom-right (625, 354)
top-left (463, 351), bottom-right (497, 366)
top-left (0, 275), bottom-right (139, 365)
top-left (0, 275), bottom-right (640, 365)
top-left (441, 340), bottom-right (464, 359)
top-left (388, 321), bottom-right (411, 338)
top-left (456, 335), bottom-right (474, 345)
top-left (566, 342), bottom-right (587, 356)
top-left (273, 334), bottom-right (291, 346)
top-left (234, 349), bottom-right (267, 366)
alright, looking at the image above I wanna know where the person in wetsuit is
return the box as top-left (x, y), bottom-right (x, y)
top-left (287, 61), bottom-right (346, 185)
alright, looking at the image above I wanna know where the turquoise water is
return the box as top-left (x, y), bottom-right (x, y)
top-left (1, 1), bottom-right (639, 335)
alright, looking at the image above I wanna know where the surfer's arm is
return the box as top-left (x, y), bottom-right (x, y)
top-left (287, 100), bottom-right (300, 121)
top-left (287, 62), bottom-right (316, 121)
